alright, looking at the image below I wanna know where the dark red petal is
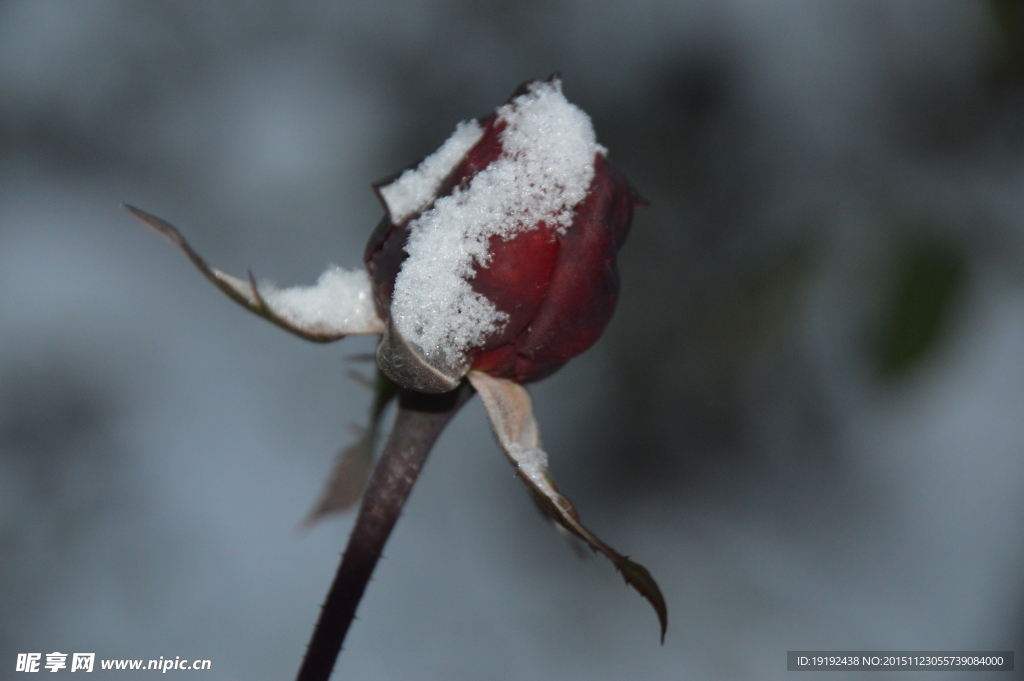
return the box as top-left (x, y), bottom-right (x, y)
top-left (363, 216), bottom-right (407, 320)
top-left (470, 344), bottom-right (519, 377)
top-left (507, 154), bottom-right (635, 381)
top-left (435, 115), bottom-right (504, 198)
top-left (364, 115), bottom-right (508, 324)
top-left (469, 223), bottom-right (560, 380)
top-left (471, 223), bottom-right (560, 348)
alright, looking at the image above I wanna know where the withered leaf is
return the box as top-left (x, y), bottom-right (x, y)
top-left (467, 371), bottom-right (667, 643)
top-left (123, 204), bottom-right (384, 342)
top-left (304, 371), bottom-right (398, 524)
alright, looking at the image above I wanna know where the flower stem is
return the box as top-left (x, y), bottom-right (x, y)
top-left (296, 382), bottom-right (473, 681)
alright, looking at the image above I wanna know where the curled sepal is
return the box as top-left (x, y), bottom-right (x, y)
top-left (467, 371), bottom-right (668, 643)
top-left (303, 369), bottom-right (398, 525)
top-left (375, 316), bottom-right (466, 394)
top-left (123, 204), bottom-right (385, 342)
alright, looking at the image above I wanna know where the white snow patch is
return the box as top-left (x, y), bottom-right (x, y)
top-left (260, 266), bottom-right (383, 335)
top-left (507, 443), bottom-right (557, 496)
top-left (378, 120), bottom-right (484, 225)
top-left (390, 78), bottom-right (600, 365)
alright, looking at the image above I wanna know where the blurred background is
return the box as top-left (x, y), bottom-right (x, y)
top-left (2, 1), bottom-right (1024, 679)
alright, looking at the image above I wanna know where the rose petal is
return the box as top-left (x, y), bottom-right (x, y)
top-left (384, 79), bottom-right (601, 377)
top-left (375, 120), bottom-right (484, 225)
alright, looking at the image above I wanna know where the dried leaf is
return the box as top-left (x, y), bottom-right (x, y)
top-left (467, 371), bottom-right (667, 643)
top-left (123, 204), bottom-right (385, 342)
top-left (345, 368), bottom-right (375, 390)
top-left (303, 432), bottom-right (374, 523)
top-left (304, 371), bottom-right (398, 524)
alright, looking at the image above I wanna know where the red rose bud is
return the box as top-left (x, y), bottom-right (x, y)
top-left (365, 77), bottom-right (639, 394)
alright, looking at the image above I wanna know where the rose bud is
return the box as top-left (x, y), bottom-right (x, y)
top-left (365, 77), bottom-right (640, 394)
top-left (124, 76), bottom-right (666, 653)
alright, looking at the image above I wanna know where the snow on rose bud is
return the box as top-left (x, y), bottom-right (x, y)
top-left (366, 77), bottom-right (641, 393)
top-left (123, 77), bottom-right (665, 650)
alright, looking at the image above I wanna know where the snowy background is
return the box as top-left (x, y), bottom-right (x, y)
top-left (2, 1), bottom-right (1024, 679)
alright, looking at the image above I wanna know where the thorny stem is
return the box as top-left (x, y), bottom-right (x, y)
top-left (296, 383), bottom-right (473, 681)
